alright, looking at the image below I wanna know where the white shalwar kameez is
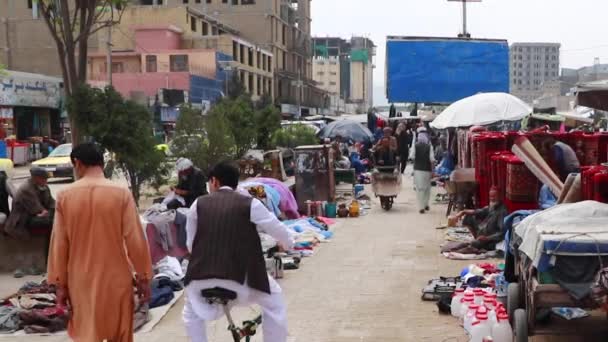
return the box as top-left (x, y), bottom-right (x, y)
top-left (183, 187), bottom-right (294, 342)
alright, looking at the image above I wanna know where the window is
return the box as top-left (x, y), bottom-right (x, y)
top-left (317, 71), bottom-right (324, 76)
top-left (248, 48), bottom-right (253, 67)
top-left (257, 51), bottom-right (261, 69)
top-left (111, 62), bottom-right (124, 73)
top-left (268, 56), bottom-right (272, 71)
top-left (170, 55), bottom-right (189, 72)
top-left (212, 26), bottom-right (218, 35)
top-left (242, 0), bottom-right (255, 3)
top-left (233, 41), bottom-right (238, 60)
top-left (257, 77), bottom-right (261, 95)
top-left (183, 0), bottom-right (189, 3)
top-left (146, 55), bottom-right (157, 72)
top-left (206, 0), bottom-right (211, 3)
top-left (232, 0), bottom-right (238, 4)
top-left (190, 17), bottom-right (197, 32)
top-left (282, 25), bottom-right (286, 45)
top-left (202, 22), bottom-right (209, 35)
top-left (248, 74), bottom-right (254, 93)
top-left (262, 55), bottom-right (267, 71)
top-left (330, 71), bottom-right (337, 76)
top-left (329, 82), bottom-right (337, 86)
top-left (552, 55), bottom-right (557, 61)
top-left (28, 0), bottom-right (32, 8)
top-left (222, 0), bottom-right (227, 2)
top-left (240, 45), bottom-right (245, 64)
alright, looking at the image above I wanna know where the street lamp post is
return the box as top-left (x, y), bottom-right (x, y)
top-left (448, 0), bottom-right (482, 38)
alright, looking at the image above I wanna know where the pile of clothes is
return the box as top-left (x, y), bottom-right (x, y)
top-left (0, 281), bottom-right (68, 334)
top-left (150, 256), bottom-right (185, 309)
top-left (0, 281), bottom-right (152, 335)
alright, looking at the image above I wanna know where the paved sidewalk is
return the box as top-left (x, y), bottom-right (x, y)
top-left (0, 170), bottom-right (601, 341)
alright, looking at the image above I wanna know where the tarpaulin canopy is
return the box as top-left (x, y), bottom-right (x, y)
top-left (576, 80), bottom-right (608, 111)
top-left (430, 92), bottom-right (531, 129)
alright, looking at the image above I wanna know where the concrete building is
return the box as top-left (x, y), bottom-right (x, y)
top-left (510, 42), bottom-right (560, 104)
top-left (312, 36), bottom-right (375, 114)
top-left (133, 0), bottom-right (328, 116)
top-left (97, 6), bottom-right (273, 103)
top-left (0, 0), bottom-right (71, 77)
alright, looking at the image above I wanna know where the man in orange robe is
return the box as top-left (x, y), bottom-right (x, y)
top-left (47, 143), bottom-right (152, 342)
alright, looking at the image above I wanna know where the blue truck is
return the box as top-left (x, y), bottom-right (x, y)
top-left (385, 36), bottom-right (510, 104)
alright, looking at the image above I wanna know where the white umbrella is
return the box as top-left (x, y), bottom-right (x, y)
top-left (430, 93), bottom-right (532, 129)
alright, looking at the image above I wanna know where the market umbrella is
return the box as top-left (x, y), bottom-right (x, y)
top-left (317, 119), bottom-right (374, 143)
top-left (430, 93), bottom-right (532, 129)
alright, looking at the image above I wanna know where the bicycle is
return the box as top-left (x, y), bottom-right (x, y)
top-left (201, 287), bottom-right (262, 342)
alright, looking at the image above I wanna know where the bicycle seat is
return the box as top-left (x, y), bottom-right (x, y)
top-left (201, 287), bottom-right (238, 302)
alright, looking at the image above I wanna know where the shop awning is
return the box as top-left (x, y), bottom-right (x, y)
top-left (575, 80), bottom-right (608, 111)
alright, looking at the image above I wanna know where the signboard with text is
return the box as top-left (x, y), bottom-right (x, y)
top-left (0, 71), bottom-right (62, 109)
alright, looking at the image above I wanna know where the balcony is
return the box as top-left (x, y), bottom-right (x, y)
top-left (88, 72), bottom-right (191, 99)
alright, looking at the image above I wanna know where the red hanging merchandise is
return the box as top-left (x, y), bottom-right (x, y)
top-left (598, 132), bottom-right (608, 164)
top-left (472, 133), bottom-right (506, 208)
top-left (581, 166), bottom-right (606, 200)
top-left (583, 134), bottom-right (600, 166)
top-left (505, 155), bottom-right (539, 212)
top-left (594, 172), bottom-right (608, 204)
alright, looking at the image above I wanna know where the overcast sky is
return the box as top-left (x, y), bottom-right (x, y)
top-left (311, 0), bottom-right (608, 105)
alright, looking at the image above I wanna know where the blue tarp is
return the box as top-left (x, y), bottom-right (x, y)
top-left (386, 37), bottom-right (510, 103)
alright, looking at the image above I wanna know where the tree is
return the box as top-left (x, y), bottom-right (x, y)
top-left (0, 64), bottom-right (7, 77)
top-left (36, 0), bottom-right (127, 143)
top-left (216, 96), bottom-right (257, 157)
top-left (226, 72), bottom-right (247, 99)
top-left (271, 124), bottom-right (318, 148)
top-left (68, 85), bottom-right (167, 204)
top-left (254, 94), bottom-right (281, 150)
top-left (173, 105), bottom-right (236, 173)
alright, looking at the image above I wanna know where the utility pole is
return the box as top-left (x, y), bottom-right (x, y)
top-left (448, 0), bottom-right (481, 38)
top-left (106, 25), bottom-right (112, 86)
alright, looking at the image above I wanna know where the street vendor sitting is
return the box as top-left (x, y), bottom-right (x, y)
top-left (4, 167), bottom-right (55, 278)
top-left (454, 187), bottom-right (508, 251)
top-left (165, 158), bottom-right (208, 210)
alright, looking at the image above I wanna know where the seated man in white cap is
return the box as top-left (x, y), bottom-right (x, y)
top-left (166, 158), bottom-right (208, 210)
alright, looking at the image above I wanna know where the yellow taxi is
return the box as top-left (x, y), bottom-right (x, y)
top-left (31, 143), bottom-right (73, 179)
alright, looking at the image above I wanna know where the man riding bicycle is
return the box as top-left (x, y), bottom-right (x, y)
top-left (183, 161), bottom-right (294, 342)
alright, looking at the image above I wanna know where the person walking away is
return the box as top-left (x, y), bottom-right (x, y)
top-left (183, 161), bottom-right (294, 342)
top-left (47, 143), bottom-right (152, 342)
top-left (4, 167), bottom-right (55, 278)
top-left (412, 132), bottom-right (435, 214)
top-left (396, 123), bottom-right (413, 174)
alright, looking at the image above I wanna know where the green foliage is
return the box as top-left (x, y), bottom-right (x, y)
top-left (254, 95), bottom-right (281, 150)
top-left (216, 96), bottom-right (257, 157)
top-left (227, 72), bottom-right (247, 99)
top-left (173, 104), bottom-right (236, 173)
top-left (68, 85), bottom-right (168, 204)
top-left (0, 64), bottom-right (7, 77)
top-left (271, 124), bottom-right (318, 148)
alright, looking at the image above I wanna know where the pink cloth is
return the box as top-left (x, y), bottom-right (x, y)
top-left (146, 223), bottom-right (188, 264)
top-left (255, 178), bottom-right (300, 219)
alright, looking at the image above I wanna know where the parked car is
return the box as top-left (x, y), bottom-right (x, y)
top-left (31, 143), bottom-right (73, 180)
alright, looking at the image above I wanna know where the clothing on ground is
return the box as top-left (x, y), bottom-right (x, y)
top-left (46, 174), bottom-right (152, 342)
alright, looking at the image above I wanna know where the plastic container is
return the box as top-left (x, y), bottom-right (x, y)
top-left (473, 289), bottom-right (486, 305)
top-left (491, 312), bottom-right (512, 342)
top-left (464, 304), bottom-right (481, 333)
top-left (325, 202), bottom-right (337, 218)
top-left (451, 288), bottom-right (465, 317)
top-left (459, 295), bottom-right (475, 320)
top-left (469, 312), bottom-right (491, 342)
top-left (354, 184), bottom-right (364, 197)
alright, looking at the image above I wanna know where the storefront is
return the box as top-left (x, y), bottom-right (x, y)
top-left (0, 70), bottom-right (63, 141)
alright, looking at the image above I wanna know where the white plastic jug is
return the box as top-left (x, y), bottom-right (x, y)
top-left (451, 288), bottom-right (465, 317)
top-left (491, 312), bottom-right (513, 342)
top-left (464, 304), bottom-right (480, 333)
top-left (469, 313), bottom-right (491, 342)
top-left (459, 295), bottom-right (475, 320)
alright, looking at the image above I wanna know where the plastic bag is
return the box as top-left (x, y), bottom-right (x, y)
top-left (551, 307), bottom-right (589, 320)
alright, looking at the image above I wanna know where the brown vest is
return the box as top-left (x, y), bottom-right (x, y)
top-left (184, 189), bottom-right (270, 294)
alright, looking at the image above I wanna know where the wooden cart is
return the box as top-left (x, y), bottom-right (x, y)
top-left (507, 254), bottom-right (608, 342)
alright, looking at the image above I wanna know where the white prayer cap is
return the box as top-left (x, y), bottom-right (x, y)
top-left (176, 158), bottom-right (193, 172)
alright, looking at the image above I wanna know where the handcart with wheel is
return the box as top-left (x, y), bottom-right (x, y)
top-left (371, 166), bottom-right (402, 211)
top-left (506, 201), bottom-right (608, 342)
